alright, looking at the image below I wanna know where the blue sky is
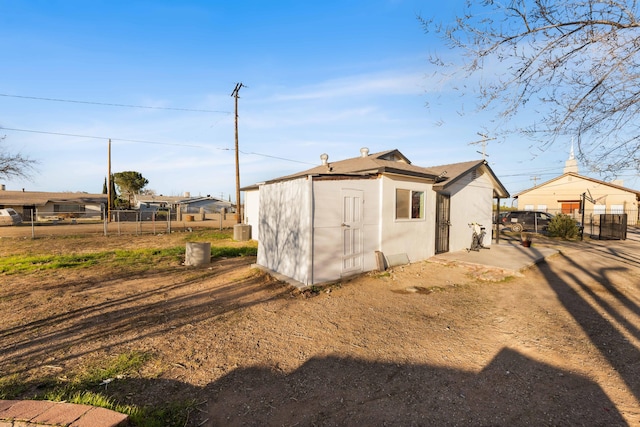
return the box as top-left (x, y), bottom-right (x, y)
top-left (1, 0), bottom-right (637, 203)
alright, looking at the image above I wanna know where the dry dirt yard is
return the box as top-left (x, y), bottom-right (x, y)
top-left (1, 226), bottom-right (639, 426)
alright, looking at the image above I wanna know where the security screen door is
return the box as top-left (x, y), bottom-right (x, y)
top-left (342, 189), bottom-right (364, 274)
top-left (435, 192), bottom-right (450, 254)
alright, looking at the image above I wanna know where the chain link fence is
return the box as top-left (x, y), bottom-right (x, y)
top-left (0, 209), bottom-right (239, 239)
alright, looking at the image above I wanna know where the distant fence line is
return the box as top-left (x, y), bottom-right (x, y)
top-left (3, 210), bottom-right (238, 238)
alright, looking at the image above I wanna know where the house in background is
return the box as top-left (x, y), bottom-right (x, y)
top-left (0, 186), bottom-right (106, 221)
top-left (514, 147), bottom-right (640, 225)
top-left (243, 148), bottom-right (509, 287)
top-left (135, 194), bottom-right (235, 217)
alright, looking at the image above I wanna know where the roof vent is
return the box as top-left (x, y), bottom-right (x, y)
top-left (360, 147), bottom-right (369, 158)
top-left (320, 153), bottom-right (329, 165)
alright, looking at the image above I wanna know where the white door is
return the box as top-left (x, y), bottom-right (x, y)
top-left (342, 189), bottom-right (364, 275)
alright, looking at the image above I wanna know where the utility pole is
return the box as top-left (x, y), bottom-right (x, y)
top-left (107, 139), bottom-right (111, 222)
top-left (531, 176), bottom-right (540, 186)
top-left (468, 132), bottom-right (495, 160)
top-left (231, 83), bottom-right (245, 224)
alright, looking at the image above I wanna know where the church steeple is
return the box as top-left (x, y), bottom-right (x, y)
top-left (563, 139), bottom-right (579, 174)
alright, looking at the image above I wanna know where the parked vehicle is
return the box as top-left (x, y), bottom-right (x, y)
top-left (493, 211), bottom-right (510, 224)
top-left (499, 210), bottom-right (554, 232)
top-left (0, 208), bottom-right (23, 226)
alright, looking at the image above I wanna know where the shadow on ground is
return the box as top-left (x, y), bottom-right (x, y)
top-left (85, 348), bottom-right (623, 426)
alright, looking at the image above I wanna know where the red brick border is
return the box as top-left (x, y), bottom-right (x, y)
top-left (0, 400), bottom-right (128, 427)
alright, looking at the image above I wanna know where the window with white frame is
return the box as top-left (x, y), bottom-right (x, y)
top-left (396, 189), bottom-right (424, 219)
top-left (611, 204), bottom-right (624, 214)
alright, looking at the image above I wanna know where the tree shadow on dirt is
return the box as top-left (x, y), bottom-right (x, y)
top-left (91, 347), bottom-right (624, 426)
top-left (569, 232), bottom-right (640, 270)
top-left (538, 252), bottom-right (640, 404)
top-left (0, 257), bottom-right (290, 377)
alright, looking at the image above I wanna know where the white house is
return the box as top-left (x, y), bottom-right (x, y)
top-left (135, 195), bottom-right (236, 215)
top-left (0, 187), bottom-right (106, 221)
top-left (243, 148), bottom-right (509, 286)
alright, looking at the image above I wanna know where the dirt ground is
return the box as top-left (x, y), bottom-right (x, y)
top-left (1, 226), bottom-right (639, 426)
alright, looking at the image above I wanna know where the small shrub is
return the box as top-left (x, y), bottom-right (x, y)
top-left (211, 246), bottom-right (257, 258)
top-left (547, 213), bottom-right (580, 239)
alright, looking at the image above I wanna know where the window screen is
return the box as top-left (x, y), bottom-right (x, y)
top-left (396, 189), bottom-right (424, 219)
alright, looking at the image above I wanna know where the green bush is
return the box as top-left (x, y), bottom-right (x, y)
top-left (547, 213), bottom-right (580, 239)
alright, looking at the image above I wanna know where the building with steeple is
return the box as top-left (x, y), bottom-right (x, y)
top-left (513, 145), bottom-right (639, 225)
top-left (563, 140), bottom-right (579, 174)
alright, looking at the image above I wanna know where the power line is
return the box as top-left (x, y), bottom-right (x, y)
top-left (0, 93), bottom-right (231, 114)
top-left (1, 125), bottom-right (315, 164)
top-left (239, 149), bottom-right (316, 165)
top-left (500, 170), bottom-right (559, 178)
top-left (1, 126), bottom-right (205, 148)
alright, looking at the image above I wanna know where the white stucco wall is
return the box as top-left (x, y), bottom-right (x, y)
top-left (379, 175), bottom-right (436, 262)
top-left (447, 171), bottom-right (494, 252)
top-left (255, 170), bottom-right (496, 285)
top-left (243, 188), bottom-right (260, 241)
top-left (256, 178), bottom-right (312, 284)
top-left (311, 178), bottom-right (381, 283)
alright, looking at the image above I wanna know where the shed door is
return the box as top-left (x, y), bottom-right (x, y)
top-left (435, 193), bottom-right (451, 254)
top-left (342, 189), bottom-right (364, 275)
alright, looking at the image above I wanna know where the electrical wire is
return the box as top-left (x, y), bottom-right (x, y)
top-left (0, 93), bottom-right (231, 114)
top-left (1, 126), bottom-right (205, 148)
top-left (1, 126), bottom-right (316, 164)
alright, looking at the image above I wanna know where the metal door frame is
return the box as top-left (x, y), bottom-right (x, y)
top-left (435, 192), bottom-right (451, 254)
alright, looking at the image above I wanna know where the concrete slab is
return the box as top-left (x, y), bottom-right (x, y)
top-left (431, 241), bottom-right (559, 276)
top-left (254, 239), bottom-right (560, 288)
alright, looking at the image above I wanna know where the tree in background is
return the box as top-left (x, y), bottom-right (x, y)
top-left (424, 0), bottom-right (640, 176)
top-left (102, 176), bottom-right (118, 210)
top-left (113, 171), bottom-right (148, 208)
top-left (0, 137), bottom-right (37, 180)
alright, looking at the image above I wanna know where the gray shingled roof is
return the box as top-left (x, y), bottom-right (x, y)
top-left (257, 148), bottom-right (510, 198)
top-left (0, 190), bottom-right (107, 207)
top-left (264, 149), bottom-right (439, 183)
top-left (430, 159), bottom-right (510, 198)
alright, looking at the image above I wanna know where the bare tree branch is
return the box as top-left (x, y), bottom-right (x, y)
top-left (0, 136), bottom-right (37, 181)
top-left (425, 0), bottom-right (640, 176)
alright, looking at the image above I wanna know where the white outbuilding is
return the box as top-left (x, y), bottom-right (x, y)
top-left (243, 148), bottom-right (509, 287)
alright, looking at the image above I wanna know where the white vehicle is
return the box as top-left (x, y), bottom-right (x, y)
top-left (0, 208), bottom-right (23, 226)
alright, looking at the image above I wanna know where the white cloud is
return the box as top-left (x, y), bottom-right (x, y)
top-left (267, 71), bottom-right (427, 102)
